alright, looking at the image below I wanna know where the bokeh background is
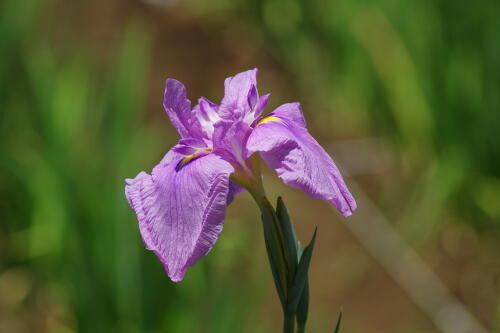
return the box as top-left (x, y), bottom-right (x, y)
top-left (1, 0), bottom-right (499, 332)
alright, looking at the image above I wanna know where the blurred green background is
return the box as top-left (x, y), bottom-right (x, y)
top-left (1, 0), bottom-right (499, 332)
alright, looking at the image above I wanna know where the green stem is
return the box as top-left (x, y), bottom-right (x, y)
top-left (283, 311), bottom-right (295, 333)
top-left (231, 156), bottom-right (310, 332)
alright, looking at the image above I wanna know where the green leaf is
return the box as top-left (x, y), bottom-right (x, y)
top-left (296, 278), bottom-right (309, 333)
top-left (288, 228), bottom-right (317, 313)
top-left (260, 198), bottom-right (288, 308)
top-left (276, 197), bottom-right (299, 287)
top-left (333, 311), bottom-right (342, 333)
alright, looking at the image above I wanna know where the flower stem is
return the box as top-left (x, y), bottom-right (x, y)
top-left (234, 157), bottom-right (314, 332)
top-left (283, 311), bottom-right (295, 333)
top-left (253, 195), bottom-right (315, 333)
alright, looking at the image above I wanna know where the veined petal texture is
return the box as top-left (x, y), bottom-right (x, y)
top-left (125, 153), bottom-right (234, 282)
top-left (247, 103), bottom-right (356, 217)
top-left (163, 79), bottom-right (204, 140)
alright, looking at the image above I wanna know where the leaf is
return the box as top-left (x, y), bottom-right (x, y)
top-left (296, 278), bottom-right (309, 333)
top-left (287, 228), bottom-right (317, 313)
top-left (333, 311), bottom-right (342, 333)
top-left (260, 197), bottom-right (288, 308)
top-left (276, 197), bottom-right (299, 287)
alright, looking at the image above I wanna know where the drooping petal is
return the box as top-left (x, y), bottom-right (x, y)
top-left (227, 180), bottom-right (245, 205)
top-left (271, 102), bottom-right (307, 128)
top-left (159, 148), bottom-right (184, 165)
top-left (125, 153), bottom-right (234, 282)
top-left (219, 69), bottom-right (258, 120)
top-left (246, 103), bottom-right (356, 216)
top-left (163, 79), bottom-right (204, 139)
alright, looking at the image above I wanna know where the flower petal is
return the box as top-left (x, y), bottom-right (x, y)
top-left (246, 103), bottom-right (356, 216)
top-left (255, 93), bottom-right (271, 119)
top-left (125, 153), bottom-right (234, 281)
top-left (219, 69), bottom-right (258, 119)
top-left (163, 79), bottom-right (204, 139)
top-left (213, 120), bottom-right (252, 167)
top-left (172, 138), bottom-right (208, 155)
top-left (227, 180), bottom-right (245, 205)
top-left (192, 97), bottom-right (221, 138)
top-left (271, 102), bottom-right (307, 128)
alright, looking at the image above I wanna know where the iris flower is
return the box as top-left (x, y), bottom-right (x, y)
top-left (125, 69), bottom-right (356, 282)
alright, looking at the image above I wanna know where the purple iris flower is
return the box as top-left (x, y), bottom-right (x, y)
top-left (125, 69), bottom-right (356, 282)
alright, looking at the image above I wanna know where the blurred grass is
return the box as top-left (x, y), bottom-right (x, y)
top-left (0, 1), bottom-right (270, 332)
top-left (1, 0), bottom-right (499, 332)
top-left (237, 0), bottom-right (500, 243)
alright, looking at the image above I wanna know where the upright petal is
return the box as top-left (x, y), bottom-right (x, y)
top-left (254, 93), bottom-right (271, 119)
top-left (247, 103), bottom-right (356, 216)
top-left (163, 79), bottom-right (204, 139)
top-left (212, 120), bottom-right (252, 167)
top-left (219, 69), bottom-right (258, 119)
top-left (125, 153), bottom-right (234, 281)
top-left (192, 97), bottom-right (221, 138)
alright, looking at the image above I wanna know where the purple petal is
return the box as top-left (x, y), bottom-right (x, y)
top-left (271, 102), bottom-right (306, 128)
top-left (163, 79), bottom-right (204, 139)
top-left (247, 84), bottom-right (258, 110)
top-left (173, 138), bottom-right (208, 155)
top-left (219, 69), bottom-right (258, 119)
top-left (159, 149), bottom-right (184, 165)
top-left (125, 153), bottom-right (234, 282)
top-left (246, 104), bottom-right (356, 216)
top-left (255, 93), bottom-right (271, 118)
top-left (178, 138), bottom-right (207, 148)
top-left (198, 96), bottom-right (219, 111)
top-left (192, 97), bottom-right (221, 138)
top-left (172, 145), bottom-right (197, 155)
top-left (213, 120), bottom-right (252, 167)
top-left (227, 180), bottom-right (245, 205)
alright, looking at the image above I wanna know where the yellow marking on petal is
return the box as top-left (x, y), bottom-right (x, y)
top-left (256, 115), bottom-right (285, 127)
top-left (176, 148), bottom-right (212, 171)
top-left (179, 154), bottom-right (201, 167)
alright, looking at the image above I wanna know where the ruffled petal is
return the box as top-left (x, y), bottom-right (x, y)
top-left (163, 79), bottom-right (204, 139)
top-left (125, 153), bottom-right (234, 281)
top-left (219, 69), bottom-right (258, 120)
top-left (246, 103), bottom-right (356, 216)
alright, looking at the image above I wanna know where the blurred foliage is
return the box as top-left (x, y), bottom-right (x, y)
top-left (0, 0), bottom-right (269, 332)
top-left (231, 0), bottom-right (500, 237)
top-left (1, 0), bottom-right (499, 332)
